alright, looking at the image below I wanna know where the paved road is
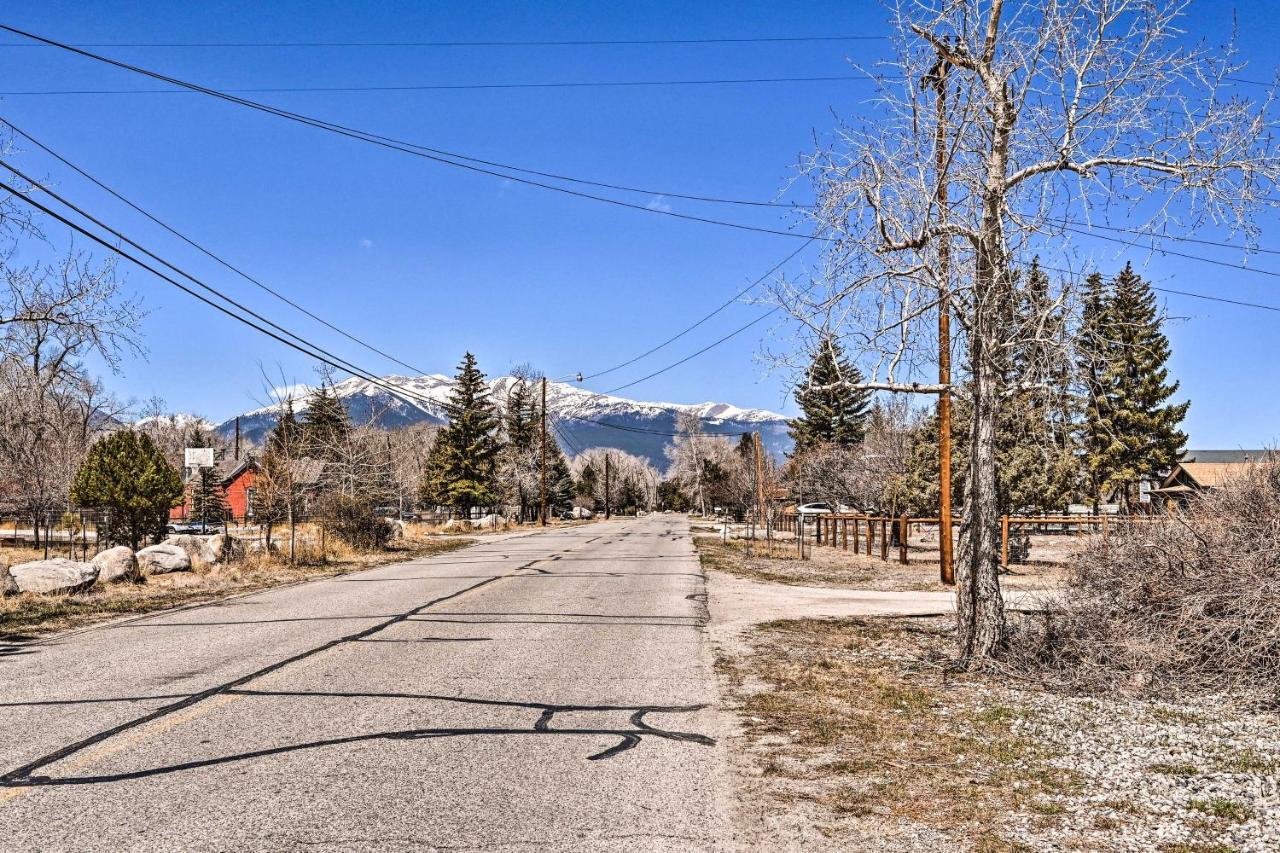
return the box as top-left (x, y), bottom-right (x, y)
top-left (0, 517), bottom-right (732, 852)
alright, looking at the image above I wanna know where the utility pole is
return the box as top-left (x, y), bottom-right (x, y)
top-left (752, 431), bottom-right (767, 530)
top-left (604, 453), bottom-right (611, 519)
top-left (234, 416), bottom-right (241, 461)
top-left (927, 49), bottom-right (955, 586)
top-left (539, 377), bottom-right (548, 526)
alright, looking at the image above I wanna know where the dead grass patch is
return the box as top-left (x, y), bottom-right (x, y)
top-left (720, 616), bottom-right (1081, 845)
top-left (0, 537), bottom-right (473, 639)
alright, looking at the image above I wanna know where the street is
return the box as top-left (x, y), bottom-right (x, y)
top-left (0, 517), bottom-right (732, 852)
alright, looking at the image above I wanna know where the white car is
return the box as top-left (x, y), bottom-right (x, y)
top-left (796, 502), bottom-right (835, 516)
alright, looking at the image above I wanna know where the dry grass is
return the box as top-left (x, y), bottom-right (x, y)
top-left (697, 535), bottom-right (952, 592)
top-left (0, 536), bottom-right (473, 639)
top-left (719, 616), bottom-right (1081, 848)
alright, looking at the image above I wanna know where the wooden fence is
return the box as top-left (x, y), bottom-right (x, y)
top-left (779, 509), bottom-right (1152, 569)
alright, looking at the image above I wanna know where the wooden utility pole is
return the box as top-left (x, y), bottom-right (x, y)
top-left (604, 453), bottom-right (611, 519)
top-left (747, 432), bottom-right (757, 525)
top-left (234, 416), bottom-right (241, 461)
top-left (539, 377), bottom-right (548, 526)
top-left (927, 50), bottom-right (956, 586)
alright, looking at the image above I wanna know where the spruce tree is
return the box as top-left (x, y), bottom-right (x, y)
top-left (71, 431), bottom-right (183, 550)
top-left (420, 353), bottom-right (502, 514)
top-left (1084, 263), bottom-right (1189, 509)
top-left (302, 383), bottom-right (351, 460)
top-left (547, 441), bottom-right (575, 516)
top-left (789, 337), bottom-right (872, 453)
top-left (190, 467), bottom-right (228, 530)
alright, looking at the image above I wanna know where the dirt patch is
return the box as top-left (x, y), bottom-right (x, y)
top-left (0, 537), bottom-right (474, 639)
top-left (696, 535), bottom-right (1065, 593)
top-left (717, 617), bottom-right (1280, 852)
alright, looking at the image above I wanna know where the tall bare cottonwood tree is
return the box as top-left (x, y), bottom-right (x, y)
top-left (792, 0), bottom-right (1278, 665)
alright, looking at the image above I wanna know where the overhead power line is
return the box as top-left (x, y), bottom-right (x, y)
top-left (561, 412), bottom-right (744, 438)
top-left (0, 23), bottom-right (828, 242)
top-left (0, 178), bottom-right (453, 414)
top-left (1060, 225), bottom-right (1280, 279)
top-left (0, 117), bottom-right (433, 378)
top-left (579, 238), bottom-right (818, 382)
top-left (0, 35), bottom-right (887, 49)
top-left (0, 74), bottom-right (872, 96)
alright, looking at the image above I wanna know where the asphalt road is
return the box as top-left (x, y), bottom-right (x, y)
top-left (0, 516), bottom-right (733, 852)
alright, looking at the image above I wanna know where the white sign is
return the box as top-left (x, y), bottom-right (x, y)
top-left (184, 447), bottom-right (215, 468)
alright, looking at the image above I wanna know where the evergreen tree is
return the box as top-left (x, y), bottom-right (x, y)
top-left (419, 353), bottom-right (502, 514)
top-left (547, 442), bottom-right (575, 516)
top-left (190, 466), bottom-right (228, 530)
top-left (1084, 264), bottom-right (1189, 509)
top-left (256, 402), bottom-right (304, 534)
top-left (789, 337), bottom-right (872, 453)
top-left (302, 383), bottom-right (351, 460)
top-left (71, 431), bottom-right (183, 550)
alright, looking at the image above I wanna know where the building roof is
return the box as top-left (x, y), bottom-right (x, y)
top-left (1173, 461), bottom-right (1256, 489)
top-left (289, 458), bottom-right (326, 486)
top-left (1180, 449), bottom-right (1270, 464)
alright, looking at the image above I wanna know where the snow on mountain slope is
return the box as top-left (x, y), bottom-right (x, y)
top-left (219, 374), bottom-right (792, 467)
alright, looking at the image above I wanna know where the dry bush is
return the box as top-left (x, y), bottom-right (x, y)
top-left (1009, 458), bottom-right (1280, 704)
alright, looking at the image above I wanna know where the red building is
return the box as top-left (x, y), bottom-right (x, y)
top-left (170, 459), bottom-right (259, 522)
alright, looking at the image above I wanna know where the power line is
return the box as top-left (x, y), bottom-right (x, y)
top-left (0, 35), bottom-right (888, 49)
top-left (0, 116), bottom-right (434, 377)
top-left (0, 24), bottom-right (828, 242)
top-left (560, 412), bottom-right (744, 438)
top-left (0, 177), bottom-right (452, 414)
top-left (0, 74), bottom-right (873, 96)
top-left (1048, 218), bottom-right (1280, 258)
top-left (1036, 261), bottom-right (1280, 313)
top-left (580, 238), bottom-right (817, 382)
top-left (1060, 225), bottom-right (1280, 279)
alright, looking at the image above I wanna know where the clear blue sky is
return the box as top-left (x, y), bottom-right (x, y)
top-left (2, 1), bottom-right (1278, 447)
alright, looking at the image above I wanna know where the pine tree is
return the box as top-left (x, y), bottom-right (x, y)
top-left (190, 466), bottom-right (228, 530)
top-left (256, 401), bottom-right (304, 531)
top-left (1084, 264), bottom-right (1189, 509)
top-left (71, 431), bottom-right (183, 550)
top-left (789, 337), bottom-right (872, 453)
top-left (419, 353), bottom-right (502, 514)
top-left (547, 442), bottom-right (575, 515)
top-left (302, 383), bottom-right (351, 460)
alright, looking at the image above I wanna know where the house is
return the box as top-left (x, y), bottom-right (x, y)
top-left (1149, 449), bottom-right (1269, 505)
top-left (170, 457), bottom-right (258, 522)
top-left (170, 456), bottom-right (327, 522)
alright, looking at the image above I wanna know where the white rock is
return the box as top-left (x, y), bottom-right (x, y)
top-left (137, 544), bottom-right (192, 574)
top-left (91, 546), bottom-right (139, 583)
top-left (471, 514), bottom-right (502, 529)
top-left (205, 533), bottom-right (245, 562)
top-left (9, 558), bottom-right (99, 594)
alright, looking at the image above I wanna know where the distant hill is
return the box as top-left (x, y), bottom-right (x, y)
top-left (215, 374), bottom-right (793, 469)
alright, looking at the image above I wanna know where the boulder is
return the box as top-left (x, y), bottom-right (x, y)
top-left (9, 558), bottom-right (99, 594)
top-left (137, 544), bottom-right (192, 574)
top-left (440, 519), bottom-right (470, 533)
top-left (0, 560), bottom-right (16, 597)
top-left (92, 546), bottom-right (140, 583)
top-left (386, 519), bottom-right (406, 540)
top-left (162, 534), bottom-right (218, 564)
top-left (205, 533), bottom-right (245, 562)
top-left (471, 514), bottom-right (503, 529)
top-left (246, 539), bottom-right (278, 554)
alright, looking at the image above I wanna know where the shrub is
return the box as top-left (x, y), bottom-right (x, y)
top-left (1008, 456), bottom-right (1280, 705)
top-left (324, 497), bottom-right (393, 551)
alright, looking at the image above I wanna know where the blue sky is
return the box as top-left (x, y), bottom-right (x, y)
top-left (2, 1), bottom-right (1278, 447)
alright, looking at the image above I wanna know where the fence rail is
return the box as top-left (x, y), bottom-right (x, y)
top-left (776, 509), bottom-right (1158, 568)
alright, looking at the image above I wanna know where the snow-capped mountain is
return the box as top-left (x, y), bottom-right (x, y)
top-left (217, 374), bottom-right (792, 468)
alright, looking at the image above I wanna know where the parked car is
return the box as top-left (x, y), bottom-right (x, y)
top-left (166, 521), bottom-right (209, 534)
top-left (796, 502), bottom-right (835, 516)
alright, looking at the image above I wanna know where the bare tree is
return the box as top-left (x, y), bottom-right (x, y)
top-left (788, 0), bottom-right (1279, 665)
top-left (0, 252), bottom-right (140, 542)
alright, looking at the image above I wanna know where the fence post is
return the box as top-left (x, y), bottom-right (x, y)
top-left (1001, 514), bottom-right (1010, 569)
top-left (842, 518), bottom-right (849, 550)
top-left (899, 514), bottom-right (908, 565)
top-left (880, 518), bottom-right (888, 561)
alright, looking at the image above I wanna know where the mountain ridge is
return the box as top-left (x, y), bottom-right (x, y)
top-left (215, 374), bottom-right (793, 468)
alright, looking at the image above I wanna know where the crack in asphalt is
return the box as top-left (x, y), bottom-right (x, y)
top-left (1, 526), bottom-right (717, 787)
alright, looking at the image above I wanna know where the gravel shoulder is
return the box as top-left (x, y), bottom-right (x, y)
top-left (698, 536), bottom-right (1279, 853)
